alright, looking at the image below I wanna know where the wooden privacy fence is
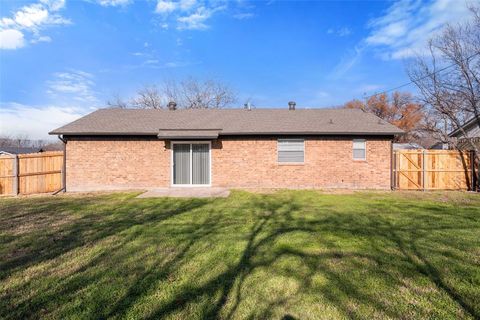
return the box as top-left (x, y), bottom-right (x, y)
top-left (393, 150), bottom-right (477, 190)
top-left (0, 151), bottom-right (64, 195)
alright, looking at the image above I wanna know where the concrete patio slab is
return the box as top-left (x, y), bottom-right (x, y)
top-left (137, 187), bottom-right (230, 198)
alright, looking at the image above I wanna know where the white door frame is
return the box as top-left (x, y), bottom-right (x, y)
top-left (171, 141), bottom-right (212, 187)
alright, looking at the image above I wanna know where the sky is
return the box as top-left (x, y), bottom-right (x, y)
top-left (0, 0), bottom-right (475, 140)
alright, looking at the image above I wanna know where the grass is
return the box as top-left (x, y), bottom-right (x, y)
top-left (0, 190), bottom-right (479, 320)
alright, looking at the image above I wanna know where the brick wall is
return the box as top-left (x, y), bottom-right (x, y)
top-left (66, 136), bottom-right (392, 191)
top-left (212, 137), bottom-right (392, 189)
top-left (66, 136), bottom-right (170, 191)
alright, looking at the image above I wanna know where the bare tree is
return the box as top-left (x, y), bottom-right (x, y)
top-left (408, 5), bottom-right (480, 184)
top-left (106, 77), bottom-right (236, 109)
top-left (0, 134), bottom-right (55, 149)
top-left (106, 93), bottom-right (129, 109)
top-left (169, 77), bottom-right (236, 109)
top-left (131, 85), bottom-right (164, 109)
top-left (0, 134), bottom-right (31, 148)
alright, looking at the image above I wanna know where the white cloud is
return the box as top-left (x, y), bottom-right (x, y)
top-left (0, 29), bottom-right (25, 49)
top-left (144, 59), bottom-right (159, 64)
top-left (179, 0), bottom-right (196, 10)
top-left (164, 61), bottom-right (180, 67)
top-left (1, 1), bottom-right (69, 30)
top-left (156, 1), bottom-right (177, 14)
top-left (177, 6), bottom-right (223, 30)
top-left (97, 0), bottom-right (131, 6)
top-left (330, 0), bottom-right (474, 78)
top-left (47, 70), bottom-right (98, 103)
top-left (365, 0), bottom-right (472, 59)
top-left (330, 45), bottom-right (365, 79)
top-left (327, 27), bottom-right (352, 37)
top-left (0, 103), bottom-right (85, 140)
top-left (13, 5), bottom-right (49, 28)
top-left (155, 0), bottom-right (196, 14)
top-left (154, 0), bottom-right (226, 30)
top-left (31, 35), bottom-right (52, 43)
top-left (0, 0), bottom-right (69, 50)
top-left (233, 12), bottom-right (254, 20)
top-left (40, 0), bottom-right (66, 11)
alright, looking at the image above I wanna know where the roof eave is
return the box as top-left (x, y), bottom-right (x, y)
top-left (49, 131), bottom-right (158, 136)
top-left (50, 131), bottom-right (402, 136)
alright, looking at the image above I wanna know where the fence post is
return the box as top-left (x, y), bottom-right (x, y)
top-left (392, 150), bottom-right (397, 190)
top-left (13, 155), bottom-right (19, 196)
top-left (391, 145), bottom-right (394, 190)
top-left (422, 150), bottom-right (426, 191)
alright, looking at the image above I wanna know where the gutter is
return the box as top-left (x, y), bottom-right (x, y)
top-left (53, 135), bottom-right (67, 195)
top-left (49, 131), bottom-right (404, 137)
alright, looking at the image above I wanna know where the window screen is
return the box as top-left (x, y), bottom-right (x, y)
top-left (278, 139), bottom-right (304, 163)
top-left (353, 139), bottom-right (366, 160)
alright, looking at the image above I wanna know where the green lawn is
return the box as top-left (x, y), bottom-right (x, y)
top-left (0, 191), bottom-right (479, 320)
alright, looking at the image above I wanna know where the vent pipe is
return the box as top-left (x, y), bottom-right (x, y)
top-left (168, 101), bottom-right (177, 110)
top-left (288, 101), bottom-right (296, 110)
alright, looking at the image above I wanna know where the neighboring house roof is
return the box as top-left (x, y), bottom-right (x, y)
top-left (0, 147), bottom-right (43, 155)
top-left (393, 143), bottom-right (424, 150)
top-left (449, 117), bottom-right (480, 138)
top-left (50, 108), bottom-right (404, 136)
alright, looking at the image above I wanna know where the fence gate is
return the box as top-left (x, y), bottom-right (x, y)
top-left (393, 149), bottom-right (477, 190)
top-left (0, 151), bottom-right (64, 195)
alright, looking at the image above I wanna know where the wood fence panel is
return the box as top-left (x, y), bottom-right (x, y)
top-left (396, 151), bottom-right (422, 190)
top-left (0, 156), bottom-right (14, 195)
top-left (0, 151), bottom-right (63, 195)
top-left (394, 150), bottom-right (475, 190)
top-left (18, 152), bottom-right (63, 195)
top-left (424, 151), bottom-right (472, 190)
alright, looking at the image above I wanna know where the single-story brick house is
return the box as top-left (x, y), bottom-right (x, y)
top-left (50, 105), bottom-right (403, 191)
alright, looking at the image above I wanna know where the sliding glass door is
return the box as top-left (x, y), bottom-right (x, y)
top-left (173, 143), bottom-right (210, 185)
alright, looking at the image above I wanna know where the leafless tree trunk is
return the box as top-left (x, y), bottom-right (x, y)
top-left (408, 6), bottom-right (480, 189)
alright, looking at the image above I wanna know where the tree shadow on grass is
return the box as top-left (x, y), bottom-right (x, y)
top-left (0, 194), bottom-right (213, 280)
top-left (142, 193), bottom-right (479, 319)
top-left (1, 192), bottom-right (479, 319)
top-left (378, 217), bottom-right (479, 319)
top-left (141, 194), bottom-right (399, 320)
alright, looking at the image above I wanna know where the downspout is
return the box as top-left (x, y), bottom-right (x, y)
top-left (53, 135), bottom-right (67, 195)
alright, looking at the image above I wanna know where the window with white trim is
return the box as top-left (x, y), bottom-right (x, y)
top-left (278, 139), bottom-right (304, 163)
top-left (353, 139), bottom-right (366, 160)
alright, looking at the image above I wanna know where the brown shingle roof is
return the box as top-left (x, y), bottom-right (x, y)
top-left (157, 129), bottom-right (221, 139)
top-left (49, 108), bottom-right (403, 136)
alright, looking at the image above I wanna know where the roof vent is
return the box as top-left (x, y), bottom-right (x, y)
top-left (288, 101), bottom-right (296, 110)
top-left (168, 101), bottom-right (177, 110)
top-left (244, 102), bottom-right (252, 111)
top-left (329, 119), bottom-right (333, 124)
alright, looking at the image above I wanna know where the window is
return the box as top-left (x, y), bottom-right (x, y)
top-left (353, 139), bottom-right (366, 160)
top-left (278, 139), bottom-right (304, 163)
